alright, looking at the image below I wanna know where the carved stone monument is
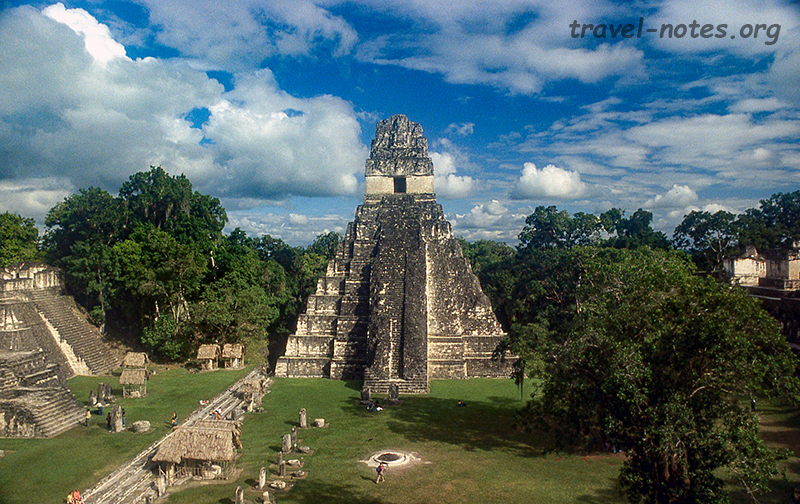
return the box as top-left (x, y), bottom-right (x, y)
top-left (235, 485), bottom-right (244, 504)
top-left (299, 408), bottom-right (307, 429)
top-left (281, 433), bottom-right (292, 453)
top-left (290, 425), bottom-right (297, 446)
top-left (276, 115), bottom-right (512, 393)
top-left (360, 385), bottom-right (371, 405)
top-left (110, 404), bottom-right (124, 433)
top-left (259, 466), bottom-right (267, 489)
top-left (387, 382), bottom-right (400, 405)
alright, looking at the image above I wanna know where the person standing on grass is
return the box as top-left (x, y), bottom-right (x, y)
top-left (376, 462), bottom-right (387, 483)
top-left (85, 409), bottom-right (91, 427)
top-left (171, 411), bottom-right (178, 427)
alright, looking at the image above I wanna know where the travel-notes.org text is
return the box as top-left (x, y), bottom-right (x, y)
top-left (570, 18), bottom-right (780, 45)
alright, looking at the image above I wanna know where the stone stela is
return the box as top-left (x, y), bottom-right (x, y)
top-left (276, 115), bottom-right (512, 394)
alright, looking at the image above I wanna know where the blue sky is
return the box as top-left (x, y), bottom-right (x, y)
top-left (1, 0), bottom-right (798, 245)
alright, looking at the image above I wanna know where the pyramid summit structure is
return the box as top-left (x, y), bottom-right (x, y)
top-left (275, 115), bottom-right (511, 393)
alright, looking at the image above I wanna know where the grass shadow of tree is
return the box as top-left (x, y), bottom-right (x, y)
top-left (382, 394), bottom-right (548, 457)
top-left (276, 480), bottom-right (386, 504)
top-left (574, 479), bottom-right (623, 503)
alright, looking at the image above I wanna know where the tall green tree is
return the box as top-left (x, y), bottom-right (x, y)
top-left (0, 212), bottom-right (42, 267)
top-left (44, 187), bottom-right (124, 322)
top-left (119, 166), bottom-right (227, 251)
top-left (737, 191), bottom-right (800, 250)
top-left (604, 208), bottom-right (670, 249)
top-left (520, 248), bottom-right (799, 503)
top-left (673, 210), bottom-right (738, 276)
top-left (458, 238), bottom-right (514, 276)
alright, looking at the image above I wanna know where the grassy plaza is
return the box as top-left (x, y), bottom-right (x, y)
top-left (0, 368), bottom-right (799, 504)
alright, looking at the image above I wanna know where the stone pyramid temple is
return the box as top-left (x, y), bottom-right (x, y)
top-left (1, 263), bottom-right (118, 437)
top-left (276, 115), bottom-right (511, 393)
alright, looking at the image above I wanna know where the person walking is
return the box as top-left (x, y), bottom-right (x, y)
top-left (375, 462), bottom-right (387, 483)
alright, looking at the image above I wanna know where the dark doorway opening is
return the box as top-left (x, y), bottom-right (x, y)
top-left (394, 177), bottom-right (407, 193)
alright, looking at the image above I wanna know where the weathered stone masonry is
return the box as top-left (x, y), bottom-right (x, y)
top-left (276, 115), bottom-right (512, 393)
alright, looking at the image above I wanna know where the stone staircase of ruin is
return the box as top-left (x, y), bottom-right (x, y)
top-left (1, 386), bottom-right (86, 437)
top-left (27, 292), bottom-right (118, 375)
top-left (8, 301), bottom-right (74, 379)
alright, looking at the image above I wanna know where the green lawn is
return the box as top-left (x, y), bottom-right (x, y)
top-left (1, 374), bottom-right (798, 504)
top-left (165, 378), bottom-right (625, 504)
top-left (0, 366), bottom-right (249, 504)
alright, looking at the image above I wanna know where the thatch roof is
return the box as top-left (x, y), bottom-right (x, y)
top-left (221, 343), bottom-right (245, 359)
top-left (196, 344), bottom-right (220, 360)
top-left (122, 352), bottom-right (149, 368)
top-left (152, 422), bottom-right (239, 464)
top-left (119, 368), bottom-right (148, 385)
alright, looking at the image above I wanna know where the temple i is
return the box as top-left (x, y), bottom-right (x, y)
top-left (276, 115), bottom-right (512, 393)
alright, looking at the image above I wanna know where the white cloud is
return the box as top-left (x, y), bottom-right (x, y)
top-left (353, 1), bottom-right (645, 94)
top-left (511, 162), bottom-right (588, 199)
top-left (227, 210), bottom-right (349, 246)
top-left (445, 122), bottom-right (474, 136)
top-left (0, 178), bottom-right (74, 225)
top-left (0, 5), bottom-right (366, 211)
top-left (133, 0), bottom-right (358, 69)
top-left (43, 3), bottom-right (126, 63)
top-left (644, 184), bottom-right (699, 208)
top-left (430, 151), bottom-right (474, 198)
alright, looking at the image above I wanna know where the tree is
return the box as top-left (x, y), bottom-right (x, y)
top-left (306, 231), bottom-right (341, 260)
top-left (673, 210), bottom-right (738, 276)
top-left (119, 166), bottom-right (227, 251)
top-left (518, 206), bottom-right (602, 251)
top-left (458, 238), bottom-right (515, 276)
top-left (0, 212), bottom-right (41, 267)
top-left (44, 187), bottom-right (124, 322)
top-left (604, 208), bottom-right (670, 249)
top-left (737, 191), bottom-right (800, 250)
top-left (518, 206), bottom-right (575, 250)
top-left (520, 248), bottom-right (799, 503)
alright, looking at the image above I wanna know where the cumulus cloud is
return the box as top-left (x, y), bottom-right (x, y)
top-left (511, 162), bottom-right (588, 199)
top-left (430, 151), bottom-right (474, 199)
top-left (43, 3), bottom-right (126, 63)
top-left (449, 200), bottom-right (526, 242)
top-left (0, 5), bottom-right (366, 222)
top-left (644, 184), bottom-right (699, 208)
top-left (227, 209), bottom-right (349, 246)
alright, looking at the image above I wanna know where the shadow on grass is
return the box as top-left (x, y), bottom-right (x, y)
top-left (574, 479), bottom-right (623, 503)
top-left (380, 394), bottom-right (548, 456)
top-left (280, 480), bottom-right (386, 504)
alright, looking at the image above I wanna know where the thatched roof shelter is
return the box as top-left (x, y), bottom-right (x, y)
top-left (122, 352), bottom-right (149, 368)
top-left (221, 343), bottom-right (244, 359)
top-left (119, 367), bottom-right (148, 397)
top-left (197, 344), bottom-right (220, 360)
top-left (152, 421), bottom-right (240, 465)
top-left (120, 368), bottom-right (148, 385)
